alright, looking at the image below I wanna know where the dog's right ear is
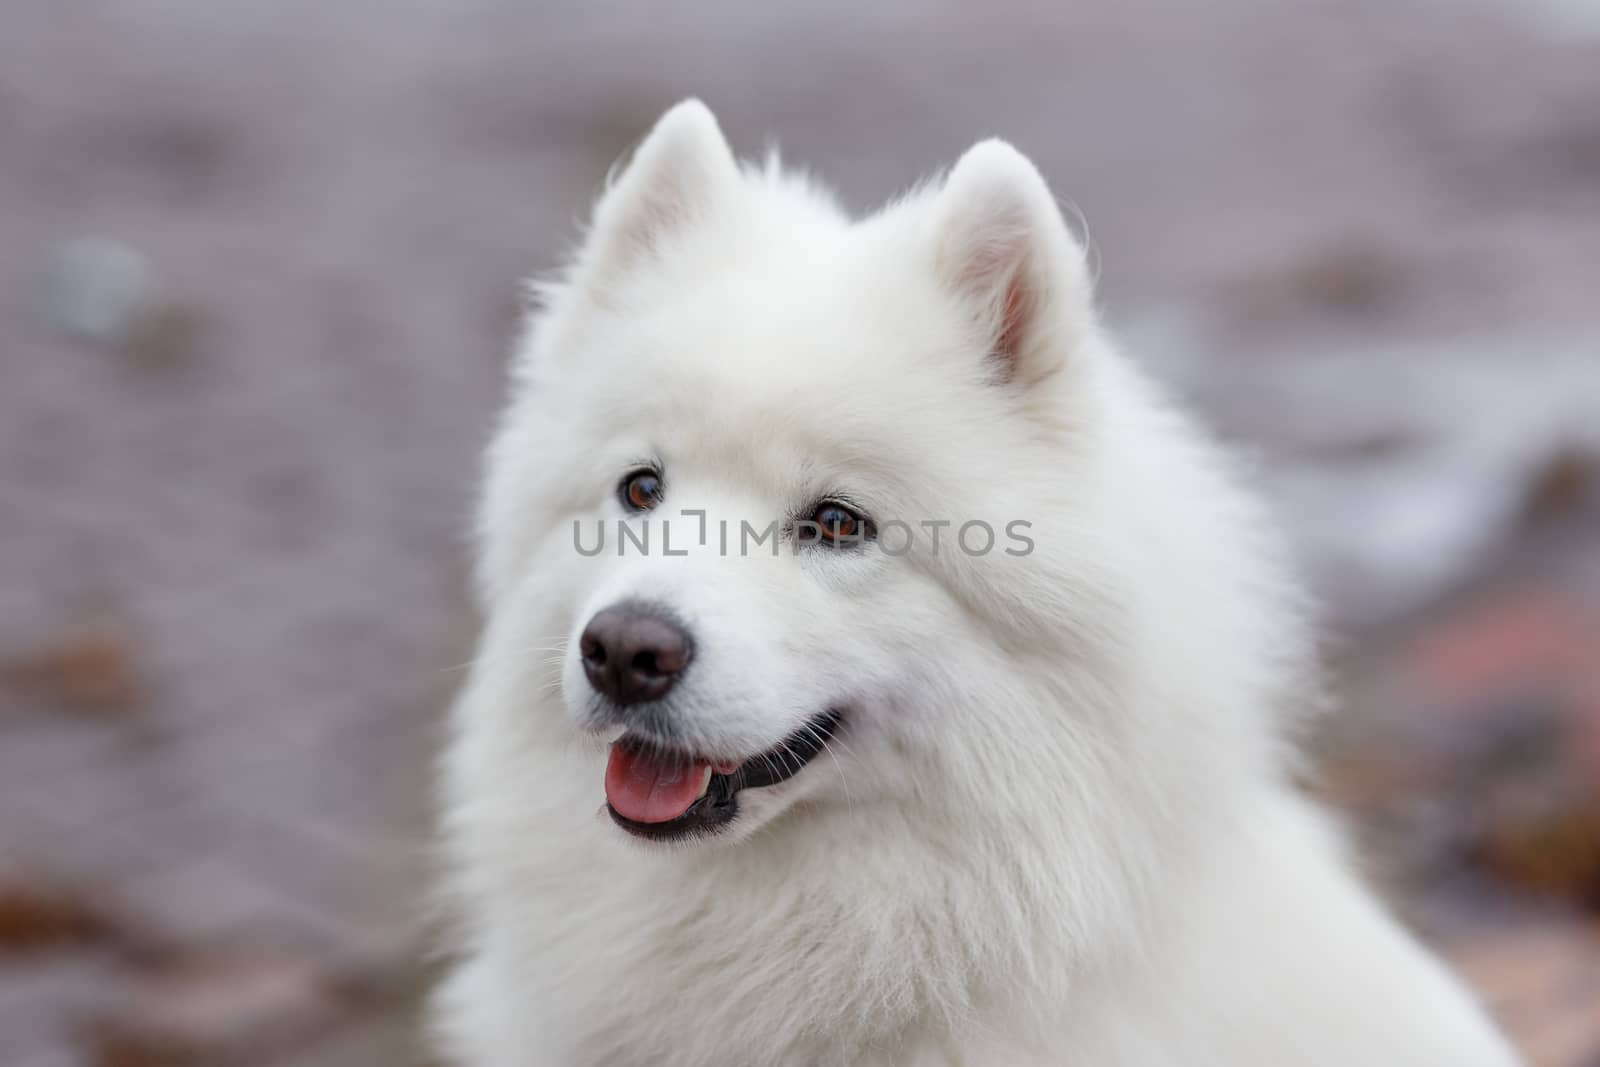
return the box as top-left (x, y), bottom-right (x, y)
top-left (582, 99), bottom-right (738, 280)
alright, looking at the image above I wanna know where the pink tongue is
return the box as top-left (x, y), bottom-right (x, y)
top-left (605, 744), bottom-right (711, 824)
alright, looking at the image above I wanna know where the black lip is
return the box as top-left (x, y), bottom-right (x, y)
top-left (606, 710), bottom-right (844, 842)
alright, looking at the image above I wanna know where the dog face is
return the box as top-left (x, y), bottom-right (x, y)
top-left (472, 100), bottom-right (1121, 846)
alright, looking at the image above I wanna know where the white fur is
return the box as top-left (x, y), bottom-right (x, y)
top-left (433, 100), bottom-right (1522, 1066)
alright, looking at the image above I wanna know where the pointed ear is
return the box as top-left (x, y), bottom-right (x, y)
top-left (931, 140), bottom-right (1092, 386)
top-left (583, 99), bottom-right (739, 279)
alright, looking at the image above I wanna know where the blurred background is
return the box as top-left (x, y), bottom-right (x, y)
top-left (2, 1), bottom-right (1598, 1064)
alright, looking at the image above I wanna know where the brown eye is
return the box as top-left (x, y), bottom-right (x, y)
top-left (807, 501), bottom-right (869, 545)
top-left (620, 470), bottom-right (662, 511)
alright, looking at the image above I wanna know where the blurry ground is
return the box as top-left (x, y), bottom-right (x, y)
top-left (2, 1), bottom-right (1599, 1064)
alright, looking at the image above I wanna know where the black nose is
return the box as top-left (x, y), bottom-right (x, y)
top-left (579, 602), bottom-right (694, 705)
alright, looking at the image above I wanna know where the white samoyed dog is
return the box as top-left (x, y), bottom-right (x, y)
top-left (433, 100), bottom-right (1522, 1067)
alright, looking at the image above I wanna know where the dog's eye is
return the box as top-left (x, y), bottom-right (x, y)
top-left (802, 501), bottom-right (871, 546)
top-left (620, 470), bottom-right (663, 512)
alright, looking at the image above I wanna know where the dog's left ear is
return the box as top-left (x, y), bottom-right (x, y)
top-left (932, 140), bottom-right (1093, 386)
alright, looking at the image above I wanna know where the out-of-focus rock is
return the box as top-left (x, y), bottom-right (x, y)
top-left (86, 949), bottom-right (365, 1067)
top-left (42, 237), bottom-right (164, 349)
top-left (1214, 235), bottom-right (1418, 330)
top-left (1519, 447), bottom-right (1600, 526)
top-left (1325, 585), bottom-right (1600, 907)
top-left (3, 628), bottom-right (144, 714)
top-left (0, 880), bottom-right (114, 954)
top-left (1447, 920), bottom-right (1600, 1067)
top-left (1476, 796), bottom-right (1600, 909)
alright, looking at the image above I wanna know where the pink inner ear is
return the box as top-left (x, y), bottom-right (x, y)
top-left (995, 276), bottom-right (1029, 374)
top-left (954, 234), bottom-right (1033, 381)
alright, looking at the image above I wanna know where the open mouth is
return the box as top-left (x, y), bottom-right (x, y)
top-left (604, 710), bottom-right (843, 841)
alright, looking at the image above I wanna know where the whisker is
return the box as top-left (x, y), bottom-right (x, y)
top-left (442, 637), bottom-right (571, 676)
top-left (799, 722), bottom-right (855, 814)
top-left (818, 735), bottom-right (854, 814)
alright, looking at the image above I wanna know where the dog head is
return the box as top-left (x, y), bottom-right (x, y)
top-left (466, 101), bottom-right (1300, 853)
